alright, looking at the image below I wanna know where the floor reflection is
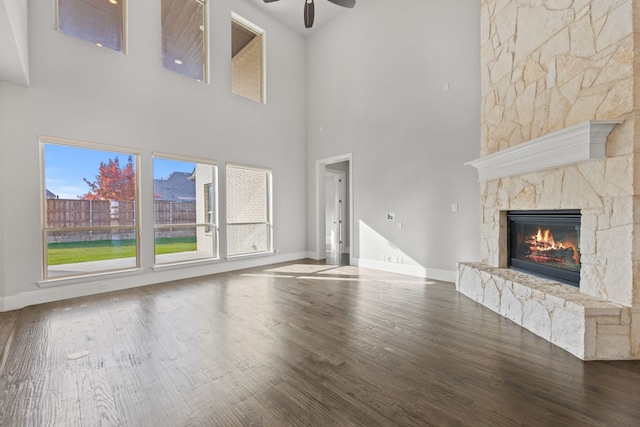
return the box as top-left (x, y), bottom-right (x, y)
top-left (325, 251), bottom-right (349, 266)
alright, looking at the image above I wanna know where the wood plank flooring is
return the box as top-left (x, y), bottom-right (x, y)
top-left (1, 260), bottom-right (639, 426)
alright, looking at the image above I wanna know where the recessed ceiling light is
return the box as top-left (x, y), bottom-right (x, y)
top-left (174, 59), bottom-right (183, 65)
top-left (96, 43), bottom-right (103, 47)
top-left (109, 0), bottom-right (118, 4)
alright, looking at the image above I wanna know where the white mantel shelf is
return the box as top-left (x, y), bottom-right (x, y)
top-left (465, 120), bottom-right (622, 181)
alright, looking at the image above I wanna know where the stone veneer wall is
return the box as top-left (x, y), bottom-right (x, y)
top-left (459, 0), bottom-right (640, 359)
top-left (480, 0), bottom-right (637, 304)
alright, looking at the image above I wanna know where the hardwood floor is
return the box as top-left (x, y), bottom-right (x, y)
top-left (1, 260), bottom-right (639, 426)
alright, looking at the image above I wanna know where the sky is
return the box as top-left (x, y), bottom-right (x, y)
top-left (44, 144), bottom-right (194, 199)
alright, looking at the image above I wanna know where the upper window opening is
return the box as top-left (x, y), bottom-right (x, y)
top-left (162, 0), bottom-right (207, 82)
top-left (231, 14), bottom-right (265, 103)
top-left (57, 0), bottom-right (126, 53)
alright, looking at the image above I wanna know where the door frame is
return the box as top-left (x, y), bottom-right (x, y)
top-left (315, 153), bottom-right (353, 264)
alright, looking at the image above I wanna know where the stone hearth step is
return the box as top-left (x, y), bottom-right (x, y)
top-left (456, 262), bottom-right (634, 360)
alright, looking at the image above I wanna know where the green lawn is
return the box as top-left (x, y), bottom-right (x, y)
top-left (47, 237), bottom-right (197, 265)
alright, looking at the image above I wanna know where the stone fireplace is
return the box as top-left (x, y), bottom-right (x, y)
top-left (457, 1), bottom-right (640, 360)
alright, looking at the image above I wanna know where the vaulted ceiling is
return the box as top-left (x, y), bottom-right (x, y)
top-left (0, 0), bottom-right (353, 87)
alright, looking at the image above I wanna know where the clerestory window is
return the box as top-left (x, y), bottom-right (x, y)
top-left (57, 0), bottom-right (126, 53)
top-left (162, 0), bottom-right (208, 82)
top-left (231, 13), bottom-right (265, 103)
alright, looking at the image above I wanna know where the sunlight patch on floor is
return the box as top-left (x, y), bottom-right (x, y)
top-left (240, 274), bottom-right (296, 279)
top-left (297, 275), bottom-right (364, 282)
top-left (264, 264), bottom-right (337, 274)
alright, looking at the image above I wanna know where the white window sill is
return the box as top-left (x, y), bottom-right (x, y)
top-left (152, 257), bottom-right (220, 272)
top-left (38, 268), bottom-right (145, 288)
top-left (226, 251), bottom-right (275, 262)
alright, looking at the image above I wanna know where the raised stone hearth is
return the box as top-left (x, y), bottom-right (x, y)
top-left (457, 263), bottom-right (635, 360)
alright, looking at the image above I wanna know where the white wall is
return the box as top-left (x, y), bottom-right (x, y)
top-left (0, 0), bottom-right (307, 309)
top-left (306, 0), bottom-right (482, 281)
top-left (0, 0), bottom-right (29, 85)
top-left (0, 82), bottom-right (5, 298)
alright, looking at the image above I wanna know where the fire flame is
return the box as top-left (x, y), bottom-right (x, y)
top-left (528, 227), bottom-right (580, 264)
top-left (534, 227), bottom-right (561, 249)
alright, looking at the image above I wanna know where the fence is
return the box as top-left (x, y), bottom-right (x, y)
top-left (46, 199), bottom-right (197, 242)
top-left (153, 201), bottom-right (197, 225)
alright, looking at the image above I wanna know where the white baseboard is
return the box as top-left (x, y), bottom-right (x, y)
top-left (353, 258), bottom-right (456, 283)
top-left (0, 253), bottom-right (455, 312)
top-left (0, 251), bottom-right (313, 312)
top-left (304, 251), bottom-right (323, 260)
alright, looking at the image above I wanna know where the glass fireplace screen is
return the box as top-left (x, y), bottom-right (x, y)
top-left (507, 210), bottom-right (581, 286)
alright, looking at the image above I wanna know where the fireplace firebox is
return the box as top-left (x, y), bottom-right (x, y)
top-left (507, 210), bottom-right (581, 286)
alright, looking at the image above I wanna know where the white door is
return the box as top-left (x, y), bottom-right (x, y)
top-left (325, 172), bottom-right (346, 254)
top-left (325, 174), bottom-right (339, 252)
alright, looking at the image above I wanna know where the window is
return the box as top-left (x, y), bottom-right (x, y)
top-left (162, 0), bottom-right (207, 82)
top-left (153, 155), bottom-right (217, 264)
top-left (231, 13), bottom-right (265, 103)
top-left (42, 138), bottom-right (139, 279)
top-left (57, 0), bottom-right (126, 53)
top-left (226, 164), bottom-right (272, 257)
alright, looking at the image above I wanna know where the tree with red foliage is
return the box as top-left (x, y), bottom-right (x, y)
top-left (81, 156), bottom-right (136, 201)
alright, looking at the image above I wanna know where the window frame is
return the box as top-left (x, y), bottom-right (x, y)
top-left (152, 152), bottom-right (219, 266)
top-left (225, 162), bottom-right (273, 258)
top-left (40, 135), bottom-right (141, 281)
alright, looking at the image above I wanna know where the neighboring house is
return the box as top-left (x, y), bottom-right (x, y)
top-left (45, 189), bottom-right (58, 199)
top-left (153, 171), bottom-right (195, 202)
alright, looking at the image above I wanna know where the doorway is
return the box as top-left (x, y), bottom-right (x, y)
top-left (316, 155), bottom-right (352, 266)
top-left (325, 167), bottom-right (347, 265)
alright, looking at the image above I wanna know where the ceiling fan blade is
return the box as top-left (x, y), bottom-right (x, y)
top-left (327, 0), bottom-right (356, 8)
top-left (304, 0), bottom-right (315, 28)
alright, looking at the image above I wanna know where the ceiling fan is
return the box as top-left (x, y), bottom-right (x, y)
top-left (263, 0), bottom-right (356, 29)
